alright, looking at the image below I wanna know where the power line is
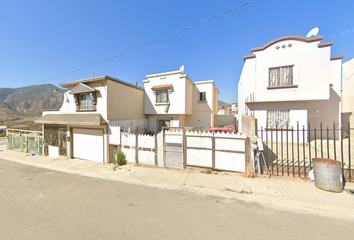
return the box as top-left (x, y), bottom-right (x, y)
top-left (34, 0), bottom-right (257, 85)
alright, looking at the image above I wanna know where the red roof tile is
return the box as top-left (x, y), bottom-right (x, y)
top-left (151, 84), bottom-right (172, 89)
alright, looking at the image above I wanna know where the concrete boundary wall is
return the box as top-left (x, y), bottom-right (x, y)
top-left (108, 119), bottom-right (148, 145)
top-left (214, 115), bottom-right (236, 128)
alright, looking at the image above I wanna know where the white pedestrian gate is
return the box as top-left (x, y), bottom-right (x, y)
top-left (163, 128), bottom-right (184, 169)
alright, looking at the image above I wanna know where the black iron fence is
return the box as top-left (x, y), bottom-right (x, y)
top-left (257, 122), bottom-right (353, 182)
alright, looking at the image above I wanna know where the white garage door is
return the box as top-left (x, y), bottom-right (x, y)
top-left (73, 128), bottom-right (103, 162)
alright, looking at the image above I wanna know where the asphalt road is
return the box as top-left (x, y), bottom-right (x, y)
top-left (0, 158), bottom-right (353, 240)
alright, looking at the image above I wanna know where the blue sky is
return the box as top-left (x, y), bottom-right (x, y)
top-left (0, 0), bottom-right (353, 103)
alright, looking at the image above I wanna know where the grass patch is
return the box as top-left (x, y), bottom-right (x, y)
top-left (201, 169), bottom-right (212, 174)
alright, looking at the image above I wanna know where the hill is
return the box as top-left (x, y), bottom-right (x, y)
top-left (0, 84), bottom-right (64, 127)
top-left (218, 100), bottom-right (232, 109)
top-left (1, 86), bottom-right (234, 129)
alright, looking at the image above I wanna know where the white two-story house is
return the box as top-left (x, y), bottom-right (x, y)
top-left (342, 58), bottom-right (354, 130)
top-left (35, 75), bottom-right (145, 163)
top-left (238, 35), bottom-right (343, 140)
top-left (143, 66), bottom-right (219, 132)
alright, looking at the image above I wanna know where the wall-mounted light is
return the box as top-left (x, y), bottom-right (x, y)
top-left (54, 88), bottom-right (69, 103)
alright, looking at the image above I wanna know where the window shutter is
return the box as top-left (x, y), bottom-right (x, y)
top-left (90, 92), bottom-right (96, 105)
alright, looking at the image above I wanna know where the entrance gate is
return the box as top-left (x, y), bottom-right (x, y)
top-left (58, 128), bottom-right (67, 157)
top-left (163, 127), bottom-right (185, 169)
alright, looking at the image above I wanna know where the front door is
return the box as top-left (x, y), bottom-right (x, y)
top-left (158, 120), bottom-right (170, 133)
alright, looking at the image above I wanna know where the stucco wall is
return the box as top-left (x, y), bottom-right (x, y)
top-left (342, 58), bottom-right (354, 126)
top-left (184, 81), bottom-right (215, 131)
top-left (144, 69), bottom-right (218, 132)
top-left (146, 115), bottom-right (181, 133)
top-left (238, 36), bottom-right (342, 132)
top-left (214, 115), bottom-right (236, 128)
top-left (250, 40), bottom-right (339, 102)
top-left (109, 119), bottom-right (149, 145)
top-left (144, 73), bottom-right (188, 115)
top-left (238, 58), bottom-right (256, 129)
top-left (107, 80), bottom-right (145, 120)
top-left (185, 76), bottom-right (194, 115)
top-left (307, 88), bottom-right (341, 128)
top-left (57, 81), bottom-right (108, 120)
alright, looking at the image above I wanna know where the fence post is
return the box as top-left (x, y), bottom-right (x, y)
top-left (320, 122), bottom-right (323, 158)
top-left (348, 122), bottom-right (352, 182)
top-left (154, 134), bottom-right (158, 167)
top-left (333, 121), bottom-right (337, 160)
top-left (341, 123), bottom-right (344, 181)
top-left (302, 125), bottom-right (306, 178)
top-left (245, 137), bottom-right (252, 173)
top-left (276, 125), bottom-right (278, 176)
top-left (281, 127), bottom-right (283, 176)
top-left (183, 128), bottom-right (186, 168)
top-left (327, 125), bottom-right (330, 159)
top-left (163, 129), bottom-right (166, 167)
top-left (292, 126), bottom-right (294, 177)
top-left (135, 133), bottom-right (139, 164)
top-left (212, 136), bottom-right (215, 169)
top-left (25, 132), bottom-right (28, 153)
top-left (118, 132), bottom-right (121, 153)
top-left (11, 130), bottom-right (14, 150)
top-left (308, 123), bottom-right (312, 169)
top-left (297, 122), bottom-right (300, 177)
top-left (286, 125), bottom-right (289, 176)
top-left (37, 133), bottom-right (40, 155)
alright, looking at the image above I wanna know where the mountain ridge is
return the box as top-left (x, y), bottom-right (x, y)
top-left (0, 84), bottom-right (64, 120)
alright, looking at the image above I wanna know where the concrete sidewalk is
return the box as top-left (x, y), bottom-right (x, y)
top-left (0, 149), bottom-right (353, 221)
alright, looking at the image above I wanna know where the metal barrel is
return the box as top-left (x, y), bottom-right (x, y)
top-left (313, 158), bottom-right (343, 193)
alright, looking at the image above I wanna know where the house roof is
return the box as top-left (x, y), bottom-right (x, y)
top-left (330, 55), bottom-right (345, 61)
top-left (35, 114), bottom-right (107, 126)
top-left (251, 35), bottom-right (324, 52)
top-left (69, 83), bottom-right (96, 95)
top-left (243, 35), bottom-right (343, 62)
top-left (243, 54), bottom-right (256, 61)
top-left (60, 75), bottom-right (144, 91)
top-left (151, 84), bottom-right (173, 89)
top-left (146, 69), bottom-right (183, 78)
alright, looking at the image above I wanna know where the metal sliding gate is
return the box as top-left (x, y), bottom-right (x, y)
top-left (163, 127), bottom-right (185, 169)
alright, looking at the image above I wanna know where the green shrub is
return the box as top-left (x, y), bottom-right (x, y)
top-left (113, 153), bottom-right (118, 165)
top-left (117, 151), bottom-right (126, 166)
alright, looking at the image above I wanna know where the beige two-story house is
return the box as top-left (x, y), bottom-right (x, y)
top-left (35, 75), bottom-right (145, 163)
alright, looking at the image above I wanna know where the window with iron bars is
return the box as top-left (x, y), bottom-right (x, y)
top-left (267, 110), bottom-right (290, 129)
top-left (269, 66), bottom-right (293, 87)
